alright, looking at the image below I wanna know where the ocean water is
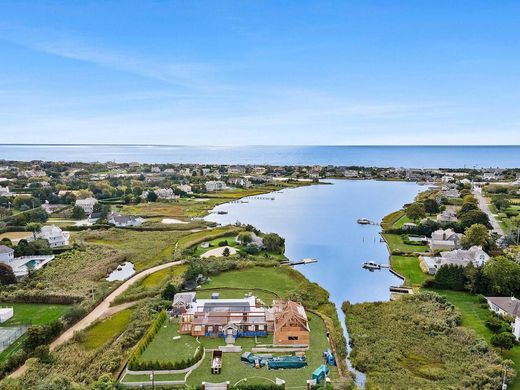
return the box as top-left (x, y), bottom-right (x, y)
top-left (0, 144), bottom-right (519, 168)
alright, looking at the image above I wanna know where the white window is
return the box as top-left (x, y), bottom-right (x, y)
top-left (258, 325), bottom-right (264, 331)
top-left (194, 325), bottom-right (202, 332)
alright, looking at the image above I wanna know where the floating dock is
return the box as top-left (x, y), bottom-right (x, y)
top-left (282, 258), bottom-right (318, 266)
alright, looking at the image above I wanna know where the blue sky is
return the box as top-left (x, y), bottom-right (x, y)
top-left (0, 1), bottom-right (519, 145)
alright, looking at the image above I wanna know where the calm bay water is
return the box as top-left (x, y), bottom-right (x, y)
top-left (1, 144), bottom-right (519, 168)
top-left (205, 179), bottom-right (422, 305)
top-left (206, 179), bottom-right (421, 386)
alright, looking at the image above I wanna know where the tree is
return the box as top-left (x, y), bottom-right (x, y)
top-left (405, 202), bottom-right (426, 222)
top-left (237, 232), bottom-right (252, 245)
top-left (483, 256), bottom-right (520, 296)
top-left (33, 344), bottom-right (53, 363)
top-left (492, 194), bottom-right (511, 211)
top-left (0, 263), bottom-right (16, 285)
top-left (146, 191), bottom-right (158, 202)
top-left (222, 247), bottom-right (230, 257)
top-left (459, 202), bottom-right (478, 214)
top-left (460, 224), bottom-right (489, 249)
top-left (434, 264), bottom-right (467, 291)
top-left (25, 222), bottom-right (42, 240)
top-left (161, 283), bottom-right (178, 301)
top-left (71, 205), bottom-right (86, 220)
top-left (423, 199), bottom-right (440, 214)
top-left (462, 194), bottom-right (478, 205)
top-left (458, 210), bottom-right (490, 229)
top-left (491, 332), bottom-right (516, 350)
top-left (263, 233), bottom-right (285, 254)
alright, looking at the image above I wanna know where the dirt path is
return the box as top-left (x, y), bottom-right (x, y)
top-left (9, 260), bottom-right (184, 379)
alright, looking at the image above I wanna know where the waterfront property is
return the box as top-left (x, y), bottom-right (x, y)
top-left (486, 297), bottom-right (520, 340)
top-left (429, 228), bottom-right (461, 250)
top-left (0, 244), bottom-right (55, 277)
top-left (421, 246), bottom-right (490, 275)
top-left (177, 293), bottom-right (310, 346)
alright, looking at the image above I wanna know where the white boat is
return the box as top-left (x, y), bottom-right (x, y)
top-left (357, 218), bottom-right (371, 225)
top-left (362, 261), bottom-right (381, 270)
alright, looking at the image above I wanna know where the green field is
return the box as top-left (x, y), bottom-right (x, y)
top-left (186, 313), bottom-right (337, 386)
top-left (431, 289), bottom-right (520, 390)
top-left (391, 256), bottom-right (430, 286)
top-left (140, 264), bottom-right (188, 289)
top-left (82, 308), bottom-right (134, 350)
top-left (0, 303), bottom-right (71, 361)
top-left (196, 288), bottom-right (278, 305)
top-left (383, 233), bottom-right (429, 254)
top-left (0, 303), bottom-right (71, 326)
top-left (202, 267), bottom-right (299, 298)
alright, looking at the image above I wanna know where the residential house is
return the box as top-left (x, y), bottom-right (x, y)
top-left (205, 181), bottom-right (226, 192)
top-left (30, 225), bottom-right (70, 247)
top-left (486, 297), bottom-right (520, 340)
top-left (177, 184), bottom-right (192, 194)
top-left (343, 170), bottom-right (359, 178)
top-left (437, 208), bottom-right (458, 223)
top-left (430, 228), bottom-right (461, 250)
top-left (228, 177), bottom-right (251, 188)
top-left (171, 292), bottom-right (197, 315)
top-left (108, 212), bottom-right (144, 227)
top-left (272, 300), bottom-right (310, 346)
top-left (227, 166), bottom-right (246, 175)
top-left (442, 188), bottom-right (460, 198)
top-left (178, 294), bottom-right (309, 346)
top-left (0, 245), bottom-right (15, 265)
top-left (421, 246), bottom-right (490, 274)
top-left (75, 197), bottom-right (98, 214)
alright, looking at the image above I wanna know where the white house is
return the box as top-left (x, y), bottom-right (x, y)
top-left (228, 177), bottom-right (251, 188)
top-left (155, 188), bottom-right (180, 200)
top-left (205, 181), bottom-right (226, 192)
top-left (343, 170), bottom-right (359, 178)
top-left (421, 245), bottom-right (490, 274)
top-left (30, 225), bottom-right (70, 247)
top-left (108, 212), bottom-right (144, 227)
top-left (486, 297), bottom-right (520, 340)
top-left (0, 245), bottom-right (15, 265)
top-left (430, 229), bottom-right (461, 250)
top-left (75, 197), bottom-right (98, 214)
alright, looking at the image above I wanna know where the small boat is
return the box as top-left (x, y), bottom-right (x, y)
top-left (362, 261), bottom-right (381, 270)
top-left (357, 218), bottom-right (371, 225)
top-left (217, 211), bottom-right (228, 215)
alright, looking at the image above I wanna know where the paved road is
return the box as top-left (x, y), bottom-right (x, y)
top-left (473, 186), bottom-right (504, 236)
top-left (10, 260), bottom-right (184, 378)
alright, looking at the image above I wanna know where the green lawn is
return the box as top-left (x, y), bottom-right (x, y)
top-left (186, 313), bottom-right (337, 386)
top-left (203, 267), bottom-right (299, 298)
top-left (138, 321), bottom-right (200, 364)
top-left (82, 308), bottom-right (134, 350)
top-left (193, 234), bottom-right (239, 256)
top-left (0, 303), bottom-right (71, 361)
top-left (383, 233), bottom-right (429, 254)
top-left (122, 372), bottom-right (186, 382)
top-left (196, 288), bottom-right (278, 305)
top-left (431, 289), bottom-right (520, 390)
top-left (391, 256), bottom-right (430, 286)
top-left (0, 303), bottom-right (71, 326)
